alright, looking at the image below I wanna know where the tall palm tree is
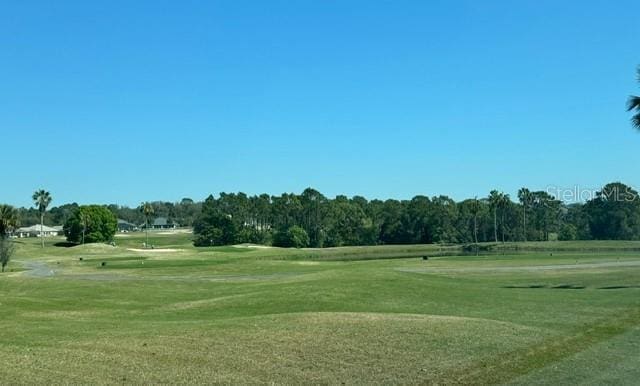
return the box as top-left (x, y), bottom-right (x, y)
top-left (499, 193), bottom-right (511, 243)
top-left (140, 202), bottom-right (154, 248)
top-left (79, 209), bottom-right (89, 245)
top-left (488, 190), bottom-right (504, 243)
top-left (518, 188), bottom-right (532, 242)
top-left (628, 66), bottom-right (640, 129)
top-left (0, 204), bottom-right (19, 238)
top-left (473, 201), bottom-right (479, 245)
top-left (32, 189), bottom-right (52, 248)
top-left (469, 197), bottom-right (480, 255)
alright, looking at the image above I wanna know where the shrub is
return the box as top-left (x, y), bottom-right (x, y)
top-left (273, 226), bottom-right (309, 248)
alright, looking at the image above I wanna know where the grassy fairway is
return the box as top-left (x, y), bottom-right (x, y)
top-left (1, 233), bottom-right (639, 384)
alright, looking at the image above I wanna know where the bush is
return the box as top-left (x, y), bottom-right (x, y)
top-left (0, 237), bottom-right (15, 272)
top-left (64, 205), bottom-right (117, 243)
top-left (558, 224), bottom-right (578, 241)
top-left (273, 226), bottom-right (309, 248)
top-left (235, 227), bottom-right (270, 245)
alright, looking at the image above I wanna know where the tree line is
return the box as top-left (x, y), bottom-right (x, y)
top-left (190, 182), bottom-right (640, 247)
top-left (2, 182), bottom-right (640, 249)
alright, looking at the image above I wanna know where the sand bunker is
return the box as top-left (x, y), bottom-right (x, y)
top-left (156, 229), bottom-right (193, 235)
top-left (233, 244), bottom-right (275, 249)
top-left (127, 248), bottom-right (181, 253)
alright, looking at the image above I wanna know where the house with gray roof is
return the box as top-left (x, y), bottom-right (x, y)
top-left (151, 217), bottom-right (177, 229)
top-left (14, 224), bottom-right (63, 238)
top-left (117, 219), bottom-right (138, 232)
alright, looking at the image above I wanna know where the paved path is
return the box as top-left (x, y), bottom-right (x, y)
top-left (19, 260), bottom-right (56, 277)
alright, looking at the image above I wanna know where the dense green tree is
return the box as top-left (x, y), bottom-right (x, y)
top-left (175, 198), bottom-right (200, 227)
top-left (108, 204), bottom-right (143, 225)
top-left (254, 194), bottom-right (272, 233)
top-left (300, 188), bottom-right (327, 247)
top-left (32, 189), bottom-right (52, 248)
top-left (530, 191), bottom-right (562, 241)
top-left (15, 207), bottom-right (41, 227)
top-left (565, 204), bottom-right (590, 240)
top-left (271, 193), bottom-right (303, 230)
top-left (379, 199), bottom-right (411, 244)
top-left (324, 196), bottom-right (368, 246)
top-left (193, 195), bottom-right (237, 246)
top-left (49, 203), bottom-right (79, 226)
top-left (427, 196), bottom-right (458, 244)
top-left (405, 196), bottom-right (432, 243)
top-left (498, 193), bottom-right (512, 242)
top-left (64, 205), bottom-right (117, 243)
top-left (457, 199), bottom-right (478, 244)
top-left (584, 183), bottom-right (640, 240)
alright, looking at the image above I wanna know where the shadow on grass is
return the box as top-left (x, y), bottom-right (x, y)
top-left (54, 241), bottom-right (78, 248)
top-left (551, 284), bottom-right (586, 289)
top-left (502, 284), bottom-right (547, 289)
top-left (502, 284), bottom-right (586, 290)
top-left (503, 284), bottom-right (640, 290)
top-left (597, 285), bottom-right (640, 290)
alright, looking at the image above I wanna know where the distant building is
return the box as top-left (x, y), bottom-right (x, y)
top-left (151, 217), bottom-right (177, 229)
top-left (117, 219), bottom-right (138, 232)
top-left (14, 224), bottom-right (63, 238)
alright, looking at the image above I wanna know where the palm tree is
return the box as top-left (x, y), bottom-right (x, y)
top-left (628, 66), bottom-right (640, 129)
top-left (488, 190), bottom-right (503, 243)
top-left (499, 193), bottom-right (511, 243)
top-left (0, 204), bottom-right (19, 238)
top-left (470, 197), bottom-right (480, 255)
top-left (140, 202), bottom-right (154, 248)
top-left (32, 189), bottom-right (52, 248)
top-left (79, 209), bottom-right (89, 245)
top-left (518, 188), bottom-right (532, 242)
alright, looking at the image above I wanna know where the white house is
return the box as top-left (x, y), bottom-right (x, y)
top-left (14, 224), bottom-right (63, 238)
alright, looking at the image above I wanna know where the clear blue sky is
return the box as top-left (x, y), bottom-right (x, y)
top-left (2, 0), bottom-right (639, 208)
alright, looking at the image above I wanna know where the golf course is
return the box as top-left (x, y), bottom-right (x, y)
top-left (1, 231), bottom-right (639, 384)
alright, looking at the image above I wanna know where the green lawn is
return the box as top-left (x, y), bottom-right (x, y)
top-left (1, 233), bottom-right (639, 384)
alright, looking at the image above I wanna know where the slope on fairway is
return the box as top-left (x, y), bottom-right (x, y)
top-left (0, 312), bottom-right (544, 384)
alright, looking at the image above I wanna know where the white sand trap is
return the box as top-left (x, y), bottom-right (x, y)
top-left (127, 248), bottom-right (181, 253)
top-left (156, 229), bottom-right (193, 235)
top-left (233, 244), bottom-right (275, 249)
